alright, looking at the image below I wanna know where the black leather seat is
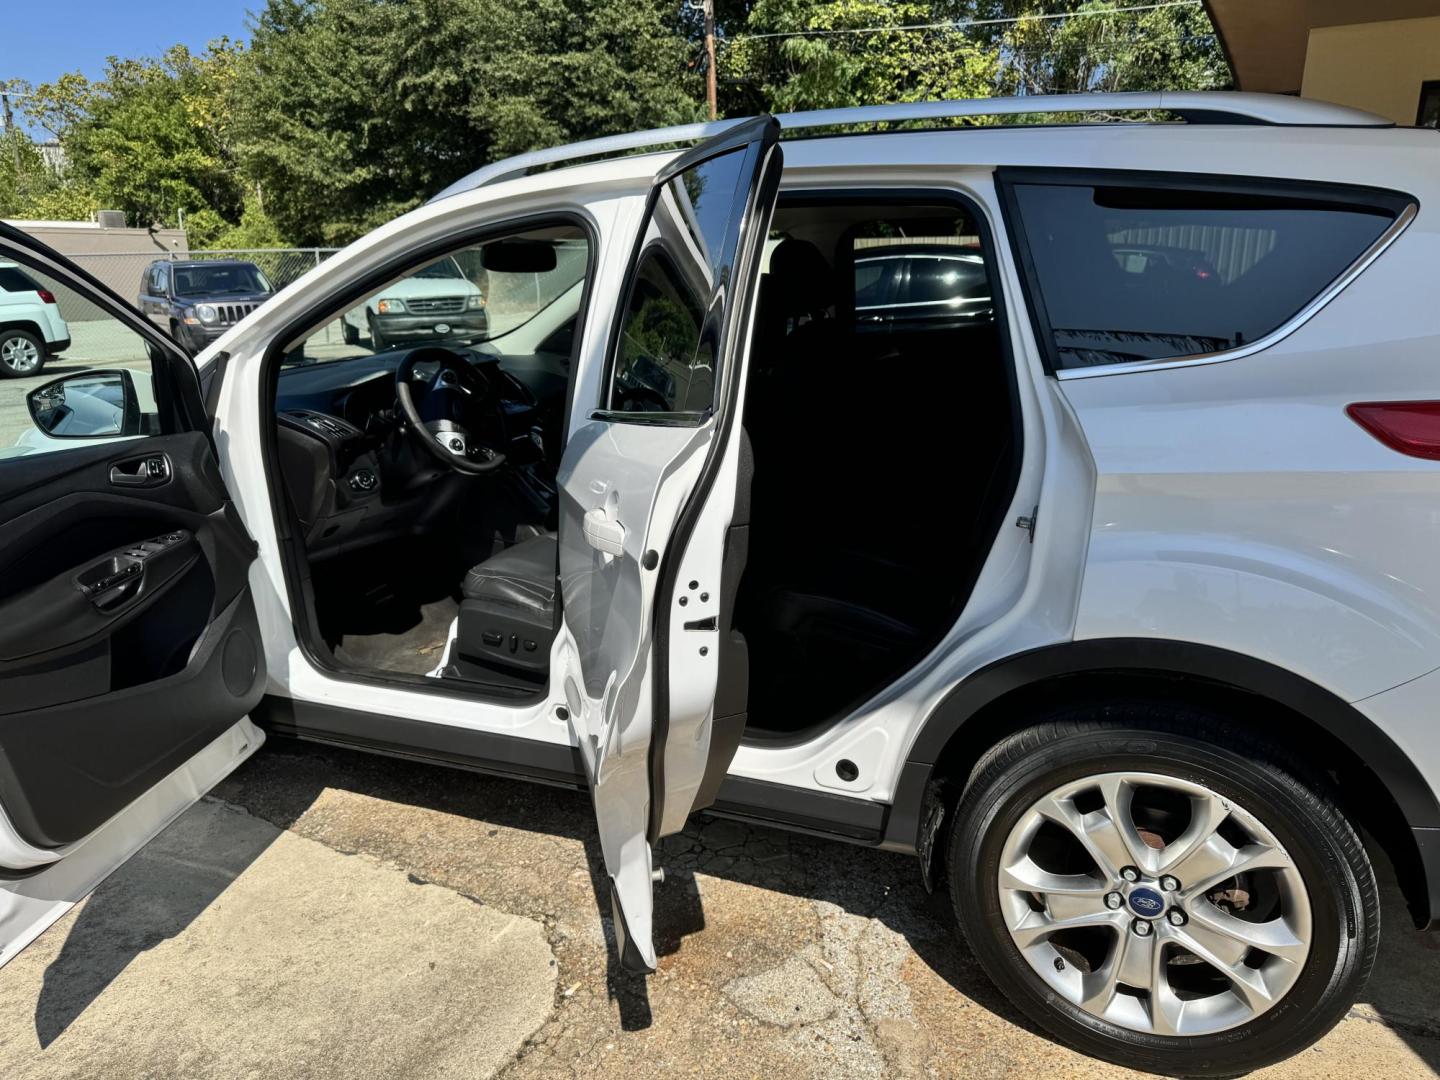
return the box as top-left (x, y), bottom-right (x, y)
top-left (461, 532), bottom-right (557, 618)
top-left (456, 533), bottom-right (557, 676)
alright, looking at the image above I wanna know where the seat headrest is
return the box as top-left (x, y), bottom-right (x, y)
top-left (764, 239), bottom-right (834, 318)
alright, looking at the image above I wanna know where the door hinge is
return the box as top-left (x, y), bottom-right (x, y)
top-left (1015, 504), bottom-right (1039, 542)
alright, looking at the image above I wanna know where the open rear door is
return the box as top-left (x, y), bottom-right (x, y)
top-left (555, 117), bottom-right (781, 972)
top-left (0, 224), bottom-right (266, 965)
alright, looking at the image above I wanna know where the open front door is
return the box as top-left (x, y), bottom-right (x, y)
top-left (0, 224), bottom-right (266, 966)
top-left (556, 117), bottom-right (781, 972)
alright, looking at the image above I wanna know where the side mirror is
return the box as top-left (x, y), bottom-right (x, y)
top-left (481, 239), bottom-right (557, 273)
top-left (27, 369), bottom-right (143, 439)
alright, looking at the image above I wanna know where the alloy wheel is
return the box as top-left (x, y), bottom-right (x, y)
top-left (997, 771), bottom-right (1312, 1036)
top-left (0, 335), bottom-right (41, 374)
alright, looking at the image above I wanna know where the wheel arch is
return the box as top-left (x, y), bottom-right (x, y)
top-left (0, 319), bottom-right (45, 341)
top-left (885, 638), bottom-right (1440, 929)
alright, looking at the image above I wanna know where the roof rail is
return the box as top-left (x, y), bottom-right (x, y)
top-left (431, 91), bottom-right (1393, 201)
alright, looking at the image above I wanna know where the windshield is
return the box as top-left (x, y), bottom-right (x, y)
top-left (412, 258), bottom-right (465, 280)
top-left (173, 264), bottom-right (273, 297)
top-left (281, 226), bottom-right (589, 367)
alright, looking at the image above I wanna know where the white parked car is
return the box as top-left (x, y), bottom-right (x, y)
top-left (0, 259), bottom-right (71, 376)
top-left (2, 91), bottom-right (1439, 1077)
top-left (339, 253), bottom-right (488, 350)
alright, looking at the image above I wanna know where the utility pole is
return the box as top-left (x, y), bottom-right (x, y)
top-left (1, 90), bottom-right (20, 177)
top-left (703, 0), bottom-right (717, 121)
top-left (688, 0), bottom-right (718, 120)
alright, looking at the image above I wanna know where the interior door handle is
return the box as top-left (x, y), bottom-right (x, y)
top-left (110, 454), bottom-right (171, 487)
top-left (582, 506), bottom-right (626, 556)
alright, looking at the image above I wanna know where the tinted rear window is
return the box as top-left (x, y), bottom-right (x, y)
top-left (1008, 181), bottom-right (1402, 370)
top-left (0, 267), bottom-right (42, 293)
top-left (900, 255), bottom-right (988, 306)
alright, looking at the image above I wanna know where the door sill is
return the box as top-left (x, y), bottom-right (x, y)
top-left (254, 696), bottom-right (895, 846)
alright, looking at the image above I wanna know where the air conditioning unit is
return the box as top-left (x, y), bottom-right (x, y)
top-left (95, 210), bottom-right (126, 228)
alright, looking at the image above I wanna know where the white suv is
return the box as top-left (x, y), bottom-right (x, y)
top-left (0, 260), bottom-right (71, 377)
top-left (0, 91), bottom-right (1436, 1077)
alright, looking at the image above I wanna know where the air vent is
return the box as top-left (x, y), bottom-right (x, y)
top-left (285, 410), bottom-right (359, 440)
top-left (498, 370), bottom-right (537, 407)
top-left (95, 210), bottom-right (127, 228)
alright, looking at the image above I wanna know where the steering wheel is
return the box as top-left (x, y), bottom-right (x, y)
top-left (613, 382), bottom-right (673, 413)
top-left (394, 347), bottom-right (508, 475)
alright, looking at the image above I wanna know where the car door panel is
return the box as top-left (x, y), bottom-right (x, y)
top-left (0, 429), bottom-right (265, 850)
top-left (557, 421), bottom-right (710, 972)
top-left (0, 222), bottom-right (266, 956)
top-left (557, 117), bottom-right (782, 972)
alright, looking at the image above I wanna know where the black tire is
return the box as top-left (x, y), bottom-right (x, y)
top-left (169, 320), bottom-right (192, 354)
top-left (0, 328), bottom-right (46, 378)
top-left (947, 704), bottom-right (1378, 1078)
top-left (342, 318), bottom-right (360, 345)
top-left (368, 315), bottom-right (387, 351)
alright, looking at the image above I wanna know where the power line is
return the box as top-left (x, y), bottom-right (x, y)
top-left (729, 0), bottom-right (1203, 44)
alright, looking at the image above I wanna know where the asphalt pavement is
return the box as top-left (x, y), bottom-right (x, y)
top-left (1, 737), bottom-right (1437, 1079)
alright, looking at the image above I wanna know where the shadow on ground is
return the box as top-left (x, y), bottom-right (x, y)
top-left (30, 801), bottom-right (279, 1047)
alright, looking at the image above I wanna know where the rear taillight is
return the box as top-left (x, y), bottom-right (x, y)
top-left (36, 289), bottom-right (56, 305)
top-left (1347, 401), bottom-right (1440, 460)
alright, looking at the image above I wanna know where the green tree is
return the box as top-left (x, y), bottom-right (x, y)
top-left (19, 42), bottom-right (253, 231)
top-left (0, 114), bottom-right (93, 222)
top-left (232, 0), bottom-right (702, 246)
top-left (18, 180), bottom-right (100, 221)
top-left (0, 130), bottom-right (50, 217)
top-left (987, 1), bottom-right (1229, 96)
top-left (8, 1), bottom-right (1232, 245)
top-left (719, 0), bottom-right (1229, 114)
top-left (211, 194), bottom-right (288, 249)
top-left (16, 72), bottom-right (97, 141)
top-left (724, 0), bottom-right (998, 114)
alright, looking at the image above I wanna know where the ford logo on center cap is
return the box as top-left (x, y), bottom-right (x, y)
top-left (1127, 887), bottom-right (1165, 918)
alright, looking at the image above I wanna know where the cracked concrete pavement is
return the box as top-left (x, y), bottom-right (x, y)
top-left (0, 795), bottom-right (556, 1080)
top-left (4, 736), bottom-right (1440, 1078)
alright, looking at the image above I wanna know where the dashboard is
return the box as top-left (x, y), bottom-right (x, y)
top-left (273, 346), bottom-right (561, 559)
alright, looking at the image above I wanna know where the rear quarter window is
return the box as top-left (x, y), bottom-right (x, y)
top-left (1002, 174), bottom-right (1410, 371)
top-left (0, 267), bottom-right (41, 294)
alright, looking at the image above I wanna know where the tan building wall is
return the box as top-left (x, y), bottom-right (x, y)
top-left (1301, 15), bottom-right (1440, 123)
top-left (2, 220), bottom-right (188, 258)
top-left (1, 220), bottom-right (189, 314)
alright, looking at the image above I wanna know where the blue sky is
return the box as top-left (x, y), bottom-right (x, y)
top-left (4, 0), bottom-right (255, 133)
